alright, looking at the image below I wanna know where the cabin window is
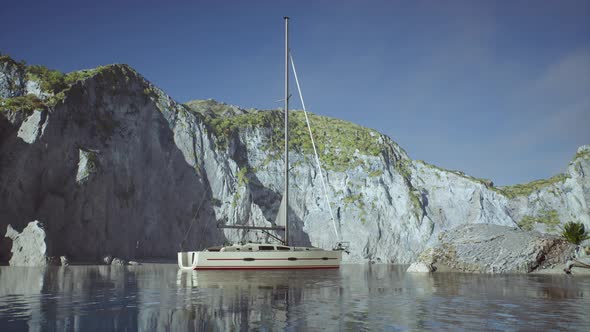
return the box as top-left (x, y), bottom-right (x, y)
top-left (236, 248), bottom-right (240, 251)
top-left (258, 246), bottom-right (275, 251)
top-left (248, 248), bottom-right (253, 251)
top-left (276, 246), bottom-right (290, 251)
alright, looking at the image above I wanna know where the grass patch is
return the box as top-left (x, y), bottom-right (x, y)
top-left (343, 193), bottom-right (363, 206)
top-left (394, 159), bottom-right (427, 219)
top-left (26, 65), bottom-right (68, 94)
top-left (185, 99), bottom-right (243, 116)
top-left (236, 167), bottom-right (250, 186)
top-left (395, 159), bottom-right (412, 179)
top-left (231, 191), bottom-right (241, 208)
top-left (368, 169), bottom-right (383, 177)
top-left (0, 54), bottom-right (26, 72)
top-left (188, 100), bottom-right (386, 172)
top-left (414, 160), bottom-right (494, 188)
top-left (561, 221), bottom-right (590, 245)
top-left (518, 209), bottom-right (560, 232)
top-left (498, 174), bottom-right (569, 199)
top-left (574, 148), bottom-right (590, 161)
top-left (414, 159), bottom-right (570, 200)
top-left (394, 159), bottom-right (423, 219)
top-left (0, 54), bottom-right (113, 114)
top-left (64, 68), bottom-right (103, 85)
top-left (27, 64), bottom-right (104, 96)
top-left (0, 94), bottom-right (47, 115)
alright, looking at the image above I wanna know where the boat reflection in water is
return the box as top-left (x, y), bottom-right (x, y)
top-left (175, 268), bottom-right (344, 330)
top-left (177, 267), bottom-right (340, 290)
top-left (1, 264), bottom-right (590, 331)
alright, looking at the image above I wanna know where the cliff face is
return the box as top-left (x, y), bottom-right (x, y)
top-left (0, 60), bottom-right (223, 262)
top-left (1, 56), bottom-right (588, 263)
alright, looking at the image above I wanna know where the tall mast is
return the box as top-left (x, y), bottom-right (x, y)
top-left (283, 16), bottom-right (290, 246)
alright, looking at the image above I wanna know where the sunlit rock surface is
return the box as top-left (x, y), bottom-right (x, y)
top-left (17, 109), bottom-right (47, 144)
top-left (0, 56), bottom-right (26, 98)
top-left (0, 55), bottom-right (588, 263)
top-left (406, 262), bottom-right (434, 273)
top-left (5, 221), bottom-right (52, 266)
top-left (413, 224), bottom-right (576, 273)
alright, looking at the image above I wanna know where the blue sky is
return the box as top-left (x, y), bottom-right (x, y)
top-left (1, 0), bottom-right (588, 185)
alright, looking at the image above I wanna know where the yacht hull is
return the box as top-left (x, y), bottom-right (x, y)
top-left (178, 250), bottom-right (342, 270)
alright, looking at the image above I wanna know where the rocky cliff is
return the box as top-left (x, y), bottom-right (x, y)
top-left (408, 224), bottom-right (576, 273)
top-left (1, 55), bottom-right (588, 263)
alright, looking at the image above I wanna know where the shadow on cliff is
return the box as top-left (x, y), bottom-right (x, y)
top-left (0, 69), bottom-right (225, 263)
top-left (0, 111), bottom-right (45, 262)
top-left (231, 137), bottom-right (312, 247)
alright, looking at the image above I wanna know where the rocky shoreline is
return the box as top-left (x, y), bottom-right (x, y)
top-left (7, 220), bottom-right (589, 275)
top-left (5, 220), bottom-right (140, 267)
top-left (407, 224), bottom-right (588, 274)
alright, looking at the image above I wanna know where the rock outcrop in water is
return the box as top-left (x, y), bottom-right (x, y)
top-left (4, 220), bottom-right (57, 266)
top-left (0, 54), bottom-right (588, 263)
top-left (406, 262), bottom-right (435, 273)
top-left (410, 224), bottom-right (576, 273)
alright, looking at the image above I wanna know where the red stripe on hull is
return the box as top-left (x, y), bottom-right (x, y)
top-left (193, 266), bottom-right (340, 270)
top-left (206, 258), bottom-right (338, 261)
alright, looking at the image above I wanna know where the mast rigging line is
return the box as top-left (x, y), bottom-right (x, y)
top-left (289, 52), bottom-right (341, 241)
top-left (179, 192), bottom-right (208, 251)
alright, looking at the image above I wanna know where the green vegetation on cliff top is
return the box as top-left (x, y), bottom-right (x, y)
top-left (186, 100), bottom-right (386, 172)
top-left (497, 173), bottom-right (569, 199)
top-left (0, 54), bottom-right (122, 113)
top-left (414, 159), bottom-right (495, 188)
top-left (518, 209), bottom-right (561, 232)
top-left (26, 64), bottom-right (101, 95)
top-left (415, 158), bottom-right (571, 199)
top-left (0, 54), bottom-right (26, 72)
top-left (2, 54), bottom-right (580, 202)
top-left (476, 147), bottom-right (588, 198)
top-left (0, 94), bottom-right (47, 115)
top-left (574, 148), bottom-right (590, 161)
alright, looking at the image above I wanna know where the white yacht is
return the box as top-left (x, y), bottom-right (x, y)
top-left (178, 17), bottom-right (347, 270)
top-left (178, 243), bottom-right (343, 270)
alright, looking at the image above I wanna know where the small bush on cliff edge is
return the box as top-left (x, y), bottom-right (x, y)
top-left (561, 221), bottom-right (590, 245)
top-left (0, 94), bottom-right (47, 114)
top-left (27, 65), bottom-right (68, 94)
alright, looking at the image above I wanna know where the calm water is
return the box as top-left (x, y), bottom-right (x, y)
top-left (0, 264), bottom-right (588, 331)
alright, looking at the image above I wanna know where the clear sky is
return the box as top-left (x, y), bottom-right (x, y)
top-left (1, 0), bottom-right (589, 185)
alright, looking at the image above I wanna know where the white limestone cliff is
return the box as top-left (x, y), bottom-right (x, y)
top-left (0, 56), bottom-right (588, 263)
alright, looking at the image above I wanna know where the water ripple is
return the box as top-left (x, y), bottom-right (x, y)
top-left (0, 265), bottom-right (588, 331)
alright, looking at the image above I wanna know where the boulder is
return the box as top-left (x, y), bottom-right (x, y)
top-left (60, 256), bottom-right (69, 266)
top-left (103, 255), bottom-right (113, 265)
top-left (110, 258), bottom-right (128, 266)
top-left (102, 255), bottom-right (128, 265)
top-left (406, 262), bottom-right (435, 273)
top-left (411, 224), bottom-right (576, 274)
top-left (5, 221), bottom-right (53, 266)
